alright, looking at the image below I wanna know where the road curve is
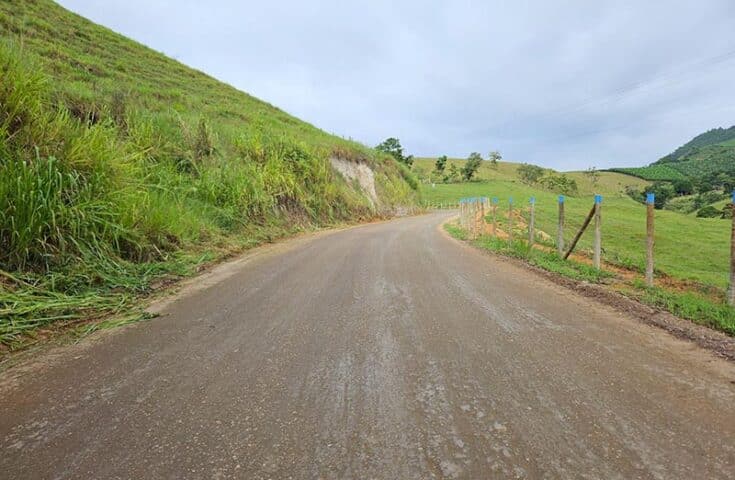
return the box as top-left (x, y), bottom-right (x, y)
top-left (1, 212), bottom-right (734, 479)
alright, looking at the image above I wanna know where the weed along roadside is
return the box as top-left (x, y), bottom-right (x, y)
top-left (447, 192), bottom-right (735, 338)
top-left (0, 4), bottom-right (420, 358)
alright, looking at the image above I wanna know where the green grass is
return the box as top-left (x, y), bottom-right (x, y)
top-left (445, 223), bottom-right (613, 283)
top-left (423, 178), bottom-right (732, 290)
top-left (446, 222), bottom-right (735, 336)
top-left (0, 1), bottom-right (417, 351)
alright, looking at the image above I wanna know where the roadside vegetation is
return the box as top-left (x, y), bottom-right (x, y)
top-left (0, 2), bottom-right (417, 353)
top-left (420, 169), bottom-right (730, 288)
top-left (445, 221), bottom-right (735, 336)
top-left (423, 153), bottom-right (735, 335)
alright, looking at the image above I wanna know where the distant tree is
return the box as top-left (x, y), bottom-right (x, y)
top-left (461, 152), bottom-right (483, 181)
top-left (672, 178), bottom-right (694, 196)
top-left (376, 137), bottom-right (413, 167)
top-left (694, 177), bottom-right (714, 194)
top-left (434, 155), bottom-right (447, 176)
top-left (540, 174), bottom-right (578, 196)
top-left (488, 150), bottom-right (501, 170)
top-left (447, 163), bottom-right (460, 183)
top-left (647, 181), bottom-right (676, 209)
top-left (517, 163), bottom-right (545, 185)
top-left (584, 166), bottom-right (600, 186)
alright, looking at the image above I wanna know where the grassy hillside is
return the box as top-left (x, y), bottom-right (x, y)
top-left (610, 125), bottom-right (735, 181)
top-left (656, 126), bottom-right (735, 163)
top-left (413, 157), bottom-right (649, 196)
top-left (0, 1), bottom-right (417, 350)
top-left (419, 171), bottom-right (731, 290)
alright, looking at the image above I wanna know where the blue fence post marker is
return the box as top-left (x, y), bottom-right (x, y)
top-left (646, 193), bottom-right (655, 205)
top-left (595, 194), bottom-right (602, 205)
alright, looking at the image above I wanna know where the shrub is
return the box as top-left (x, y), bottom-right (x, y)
top-left (517, 163), bottom-right (544, 185)
top-left (696, 206), bottom-right (722, 218)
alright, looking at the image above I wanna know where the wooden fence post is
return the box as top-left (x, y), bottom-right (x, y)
top-left (478, 198), bottom-right (485, 238)
top-left (646, 193), bottom-right (655, 287)
top-left (729, 191), bottom-right (735, 306)
top-left (593, 194), bottom-right (602, 270)
top-left (492, 197), bottom-right (498, 239)
top-left (557, 195), bottom-right (565, 256)
top-left (528, 197), bottom-right (535, 247)
top-left (508, 197), bottom-right (514, 245)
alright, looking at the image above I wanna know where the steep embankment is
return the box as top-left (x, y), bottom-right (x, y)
top-left (0, 1), bottom-right (417, 351)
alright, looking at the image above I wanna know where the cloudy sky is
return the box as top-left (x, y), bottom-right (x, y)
top-left (59, 0), bottom-right (735, 170)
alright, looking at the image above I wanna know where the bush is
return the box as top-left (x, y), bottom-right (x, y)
top-left (539, 174), bottom-right (578, 196)
top-left (517, 163), bottom-right (544, 185)
top-left (696, 205), bottom-right (722, 218)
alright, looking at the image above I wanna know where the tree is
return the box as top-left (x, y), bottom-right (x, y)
top-left (461, 152), bottom-right (483, 181)
top-left (584, 166), bottom-right (600, 186)
top-left (434, 155), bottom-right (447, 176)
top-left (488, 150), bottom-right (501, 170)
top-left (540, 174), bottom-right (578, 196)
top-left (446, 163), bottom-right (460, 183)
top-left (647, 181), bottom-right (675, 209)
top-left (376, 137), bottom-right (413, 167)
top-left (517, 163), bottom-right (544, 185)
top-left (672, 178), bottom-right (694, 196)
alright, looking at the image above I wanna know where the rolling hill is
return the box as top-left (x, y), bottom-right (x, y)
top-left (0, 0), bottom-right (417, 349)
top-left (610, 125), bottom-right (735, 181)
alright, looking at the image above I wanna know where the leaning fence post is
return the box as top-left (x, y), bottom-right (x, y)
top-left (557, 195), bottom-right (565, 256)
top-left (492, 197), bottom-right (498, 239)
top-left (646, 193), bottom-right (655, 287)
top-left (593, 194), bottom-right (602, 270)
top-left (729, 190), bottom-right (735, 306)
top-left (508, 197), bottom-right (514, 245)
top-left (528, 197), bottom-right (536, 247)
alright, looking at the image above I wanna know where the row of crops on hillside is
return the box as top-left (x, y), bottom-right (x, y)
top-left (607, 165), bottom-right (687, 181)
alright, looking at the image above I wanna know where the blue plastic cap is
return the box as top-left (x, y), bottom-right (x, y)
top-left (646, 193), bottom-right (655, 204)
top-left (492, 197), bottom-right (498, 204)
top-left (595, 194), bottom-right (602, 204)
top-left (509, 196), bottom-right (514, 204)
top-left (732, 190), bottom-right (735, 202)
top-left (558, 195), bottom-right (565, 203)
top-left (530, 196), bottom-right (535, 205)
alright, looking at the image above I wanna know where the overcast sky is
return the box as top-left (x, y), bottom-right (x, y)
top-left (58, 0), bottom-right (735, 170)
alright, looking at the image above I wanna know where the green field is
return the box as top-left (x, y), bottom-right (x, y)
top-left (0, 1), bottom-right (416, 350)
top-left (419, 170), bottom-right (732, 290)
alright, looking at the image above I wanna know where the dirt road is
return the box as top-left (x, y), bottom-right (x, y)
top-left (2, 212), bottom-right (734, 479)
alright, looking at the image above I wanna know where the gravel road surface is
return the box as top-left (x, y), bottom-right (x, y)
top-left (2, 212), bottom-right (734, 479)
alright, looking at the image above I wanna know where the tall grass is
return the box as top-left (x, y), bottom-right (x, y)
top-left (0, 34), bottom-right (417, 351)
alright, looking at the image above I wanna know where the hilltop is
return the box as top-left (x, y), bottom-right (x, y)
top-left (610, 125), bottom-right (735, 181)
top-left (0, 1), bottom-right (416, 349)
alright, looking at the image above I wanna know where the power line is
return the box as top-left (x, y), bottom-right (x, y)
top-left (468, 47), bottom-right (735, 138)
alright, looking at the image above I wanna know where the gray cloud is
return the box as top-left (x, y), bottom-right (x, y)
top-left (58, 0), bottom-right (735, 170)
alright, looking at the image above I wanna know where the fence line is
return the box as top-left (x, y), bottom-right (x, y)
top-left (453, 191), bottom-right (735, 302)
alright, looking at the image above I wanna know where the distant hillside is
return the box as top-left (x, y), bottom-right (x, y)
top-left (610, 125), bottom-right (735, 181)
top-left (656, 126), bottom-right (735, 164)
